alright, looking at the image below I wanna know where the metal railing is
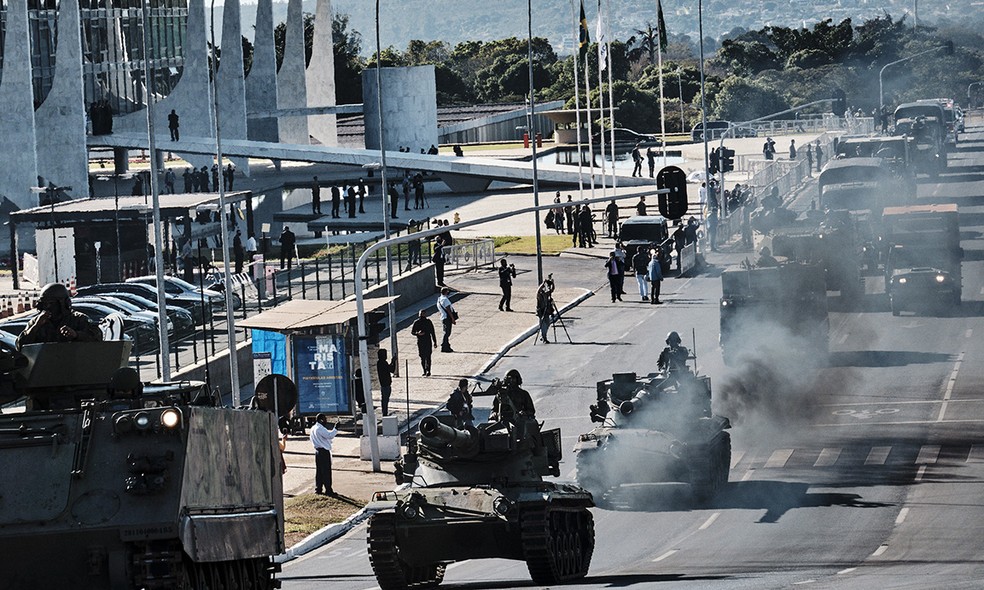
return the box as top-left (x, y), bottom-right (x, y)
top-left (443, 239), bottom-right (495, 271)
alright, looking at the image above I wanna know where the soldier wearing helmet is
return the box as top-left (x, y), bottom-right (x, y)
top-left (657, 331), bottom-right (691, 374)
top-left (490, 369), bottom-right (536, 422)
top-left (17, 283), bottom-right (103, 349)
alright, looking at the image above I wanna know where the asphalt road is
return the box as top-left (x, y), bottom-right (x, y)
top-left (280, 120), bottom-right (984, 590)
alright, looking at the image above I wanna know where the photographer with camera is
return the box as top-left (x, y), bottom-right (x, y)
top-left (535, 277), bottom-right (555, 344)
top-left (498, 259), bottom-right (516, 312)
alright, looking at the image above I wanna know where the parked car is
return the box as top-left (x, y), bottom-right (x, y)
top-left (70, 301), bottom-right (159, 354)
top-left (102, 292), bottom-right (196, 337)
top-left (128, 275), bottom-right (238, 311)
top-left (592, 127), bottom-right (662, 147)
top-left (76, 282), bottom-right (208, 325)
top-left (73, 296), bottom-right (174, 335)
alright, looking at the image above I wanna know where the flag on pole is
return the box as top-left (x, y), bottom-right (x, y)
top-left (657, 0), bottom-right (669, 51)
top-left (578, 0), bottom-right (590, 62)
top-left (596, 4), bottom-right (607, 71)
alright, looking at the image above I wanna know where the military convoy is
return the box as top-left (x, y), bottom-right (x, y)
top-left (893, 101), bottom-right (948, 176)
top-left (367, 376), bottom-right (595, 589)
top-left (883, 204), bottom-right (963, 315)
top-left (574, 363), bottom-right (731, 505)
top-left (0, 342), bottom-right (285, 590)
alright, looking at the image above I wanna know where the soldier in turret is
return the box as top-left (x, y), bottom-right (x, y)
top-left (490, 369), bottom-right (535, 423)
top-left (657, 331), bottom-right (690, 375)
top-left (17, 283), bottom-right (103, 349)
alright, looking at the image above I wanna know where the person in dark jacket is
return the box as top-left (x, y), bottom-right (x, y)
top-left (632, 247), bottom-right (651, 301)
top-left (411, 310), bottom-right (437, 376)
top-left (535, 278), bottom-right (555, 343)
top-left (279, 227), bottom-right (296, 269)
top-left (604, 252), bottom-right (624, 302)
top-left (376, 348), bottom-right (396, 416)
top-left (447, 378), bottom-right (474, 428)
top-left (18, 283), bottom-right (103, 348)
top-left (498, 259), bottom-right (516, 311)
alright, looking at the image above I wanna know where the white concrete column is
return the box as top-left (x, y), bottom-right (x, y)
top-left (0, 0), bottom-right (40, 210)
top-left (245, 0), bottom-right (279, 144)
top-left (363, 66), bottom-right (438, 153)
top-left (277, 0), bottom-right (310, 144)
top-left (307, 0), bottom-right (338, 146)
top-left (217, 0), bottom-right (249, 173)
top-left (36, 0), bottom-right (89, 199)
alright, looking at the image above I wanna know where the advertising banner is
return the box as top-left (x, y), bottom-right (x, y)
top-left (293, 335), bottom-right (349, 415)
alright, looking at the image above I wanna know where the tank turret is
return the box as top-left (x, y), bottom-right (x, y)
top-left (367, 372), bottom-right (595, 590)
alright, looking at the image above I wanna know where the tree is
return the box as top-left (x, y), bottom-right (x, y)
top-left (711, 76), bottom-right (788, 121)
top-left (627, 22), bottom-right (658, 66)
top-left (713, 39), bottom-right (779, 76)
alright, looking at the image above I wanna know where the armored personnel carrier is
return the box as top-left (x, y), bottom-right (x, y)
top-left (574, 367), bottom-right (731, 504)
top-left (367, 376), bottom-right (595, 589)
top-left (0, 342), bottom-right (285, 590)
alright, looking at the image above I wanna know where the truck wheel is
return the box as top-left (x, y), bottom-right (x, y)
top-left (891, 298), bottom-right (900, 316)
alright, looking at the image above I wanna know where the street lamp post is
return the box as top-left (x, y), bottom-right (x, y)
top-left (697, 0), bottom-right (710, 208)
top-left (676, 68), bottom-right (685, 133)
top-left (879, 45), bottom-right (948, 117)
top-left (527, 0), bottom-right (544, 285)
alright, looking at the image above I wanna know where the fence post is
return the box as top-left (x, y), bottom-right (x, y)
top-left (374, 248), bottom-right (381, 284)
top-left (315, 257), bottom-right (322, 299)
top-left (300, 260), bottom-right (307, 299)
top-left (242, 282), bottom-right (248, 320)
top-left (328, 253), bottom-right (335, 299)
top-left (340, 250), bottom-right (347, 298)
top-left (287, 267), bottom-right (293, 300)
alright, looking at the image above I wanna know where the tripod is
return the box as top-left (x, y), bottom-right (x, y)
top-left (535, 300), bottom-right (572, 344)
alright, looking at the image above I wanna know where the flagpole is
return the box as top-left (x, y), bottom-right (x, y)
top-left (596, 0), bottom-right (607, 200)
top-left (657, 30), bottom-right (667, 169)
top-left (605, 0), bottom-right (617, 191)
top-left (584, 46), bottom-right (595, 200)
top-left (571, 0), bottom-right (584, 197)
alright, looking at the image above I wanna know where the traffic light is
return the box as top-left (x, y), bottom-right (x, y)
top-left (708, 148), bottom-right (720, 176)
top-left (720, 148), bottom-right (736, 173)
top-left (831, 89), bottom-right (846, 116)
top-left (656, 165), bottom-right (689, 220)
top-left (366, 310), bottom-right (386, 345)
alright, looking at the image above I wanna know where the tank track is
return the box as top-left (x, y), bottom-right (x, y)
top-left (367, 511), bottom-right (446, 590)
top-left (689, 431), bottom-right (731, 504)
top-left (520, 503), bottom-right (595, 584)
top-left (131, 543), bottom-right (278, 590)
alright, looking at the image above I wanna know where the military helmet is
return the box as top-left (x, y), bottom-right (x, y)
top-left (107, 367), bottom-right (142, 399)
top-left (665, 331), bottom-right (682, 346)
top-left (39, 282), bottom-right (71, 301)
top-left (505, 369), bottom-right (523, 386)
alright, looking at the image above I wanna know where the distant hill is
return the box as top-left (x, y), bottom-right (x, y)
top-left (227, 0), bottom-right (967, 55)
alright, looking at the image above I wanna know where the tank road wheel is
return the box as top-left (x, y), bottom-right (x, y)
top-left (690, 433), bottom-right (729, 505)
top-left (717, 432), bottom-right (732, 491)
top-left (367, 511), bottom-right (446, 590)
top-left (575, 450), bottom-right (607, 498)
top-left (521, 505), bottom-right (595, 585)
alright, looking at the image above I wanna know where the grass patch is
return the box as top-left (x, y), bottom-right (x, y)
top-left (493, 234), bottom-right (572, 255)
top-left (283, 493), bottom-right (364, 548)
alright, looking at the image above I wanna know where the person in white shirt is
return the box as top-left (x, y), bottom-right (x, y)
top-left (310, 414), bottom-right (338, 495)
top-left (437, 287), bottom-right (456, 352)
top-left (245, 233), bottom-right (257, 261)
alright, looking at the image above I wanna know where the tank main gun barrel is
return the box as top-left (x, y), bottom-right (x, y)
top-left (419, 416), bottom-right (474, 449)
top-left (618, 393), bottom-right (647, 416)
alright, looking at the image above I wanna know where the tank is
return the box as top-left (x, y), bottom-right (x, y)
top-left (0, 342), bottom-right (285, 590)
top-left (366, 380), bottom-right (595, 589)
top-left (574, 369), bottom-right (731, 504)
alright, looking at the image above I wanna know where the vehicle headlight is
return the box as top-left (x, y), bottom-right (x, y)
top-left (935, 274), bottom-right (946, 283)
top-left (897, 277), bottom-right (907, 284)
top-left (134, 412), bottom-right (152, 431)
top-left (160, 408), bottom-right (181, 429)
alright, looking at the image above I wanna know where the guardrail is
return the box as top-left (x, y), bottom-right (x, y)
top-left (444, 239), bottom-right (496, 271)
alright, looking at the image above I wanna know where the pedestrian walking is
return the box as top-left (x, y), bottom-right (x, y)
top-left (564, 196), bottom-right (575, 235)
top-left (376, 349), bottom-right (396, 416)
top-left (631, 143), bottom-right (643, 177)
top-left (211, 165), bottom-right (219, 192)
top-left (183, 168), bottom-right (193, 192)
top-left (411, 310), bottom-right (437, 376)
top-left (707, 208), bottom-right (719, 251)
top-left (389, 183), bottom-right (399, 219)
top-left (614, 241), bottom-right (627, 295)
top-left (279, 226), bottom-right (296, 269)
top-left (413, 174), bottom-right (425, 209)
top-left (604, 252), bottom-right (623, 302)
top-left (789, 139), bottom-right (797, 160)
top-left (673, 222), bottom-right (685, 271)
top-left (578, 205), bottom-right (594, 247)
top-left (498, 259), bottom-right (516, 311)
top-left (815, 141), bottom-right (823, 172)
top-left (647, 147), bottom-right (657, 178)
top-left (605, 200), bottom-right (619, 238)
top-left (447, 379), bottom-right (474, 428)
top-left (310, 414), bottom-right (337, 495)
top-left (763, 137), bottom-right (775, 160)
top-left (648, 249), bottom-right (663, 304)
top-left (233, 230), bottom-right (244, 274)
top-left (167, 109), bottom-right (179, 141)
top-left (535, 278), bottom-right (555, 343)
top-left (246, 233), bottom-right (257, 262)
top-left (407, 229), bottom-right (422, 269)
top-left (636, 196), bottom-right (647, 216)
top-left (805, 144), bottom-right (813, 175)
top-left (346, 184), bottom-right (357, 218)
top-left (180, 239), bottom-right (195, 282)
top-left (571, 204), bottom-right (582, 247)
top-left (225, 163), bottom-right (235, 190)
top-left (632, 246), bottom-right (650, 301)
top-left (437, 287), bottom-right (456, 352)
top-left (358, 178), bottom-right (367, 214)
top-left (164, 168), bottom-right (176, 194)
top-left (311, 176), bottom-right (321, 214)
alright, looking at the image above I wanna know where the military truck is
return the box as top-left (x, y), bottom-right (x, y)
top-left (574, 368), bottom-right (731, 504)
top-left (0, 342), bottom-right (285, 590)
top-left (835, 136), bottom-right (918, 186)
top-left (818, 157), bottom-right (916, 212)
top-left (366, 377), bottom-right (594, 589)
top-left (771, 210), bottom-right (864, 299)
top-left (720, 263), bottom-right (829, 365)
top-left (882, 204), bottom-right (962, 314)
top-left (894, 101), bottom-right (947, 176)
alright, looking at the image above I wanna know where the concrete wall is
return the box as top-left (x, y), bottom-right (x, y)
top-left (217, 0), bottom-right (249, 173)
top-left (35, 0), bottom-right (89, 200)
top-left (362, 263), bottom-right (437, 310)
top-left (277, 0), bottom-right (309, 144)
top-left (362, 66), bottom-right (438, 153)
top-left (438, 100), bottom-right (563, 146)
top-left (245, 0), bottom-right (280, 143)
top-left (0, 0), bottom-right (39, 211)
top-left (168, 338), bottom-right (255, 402)
top-left (306, 0), bottom-right (337, 146)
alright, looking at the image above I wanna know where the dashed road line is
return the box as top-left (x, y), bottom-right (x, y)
top-left (895, 507), bottom-right (910, 526)
top-left (698, 512), bottom-right (720, 530)
top-left (864, 446), bottom-right (891, 465)
top-left (730, 451), bottom-right (745, 469)
top-left (652, 549), bottom-right (678, 562)
top-left (765, 449), bottom-right (794, 469)
top-left (837, 567), bottom-right (857, 575)
top-left (915, 465), bottom-right (927, 482)
top-left (938, 352), bottom-right (965, 422)
top-left (872, 544), bottom-right (889, 557)
top-left (915, 445), bottom-right (941, 464)
top-left (966, 328), bottom-right (973, 339)
top-left (968, 445), bottom-right (984, 463)
top-left (814, 447), bottom-right (841, 467)
top-left (741, 469), bottom-right (755, 482)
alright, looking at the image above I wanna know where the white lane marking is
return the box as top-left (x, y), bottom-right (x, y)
top-left (652, 549), bottom-right (678, 562)
top-left (793, 580), bottom-right (816, 585)
top-left (915, 445), bottom-right (941, 464)
top-left (741, 469), bottom-right (755, 481)
top-left (698, 512), bottom-right (720, 530)
top-left (968, 445), bottom-right (984, 463)
top-left (343, 548), bottom-right (366, 559)
top-left (814, 448), bottom-right (841, 467)
top-left (966, 329), bottom-right (974, 339)
top-left (765, 449), bottom-right (794, 469)
top-left (895, 507), bottom-right (910, 526)
top-left (818, 418), bottom-right (984, 427)
top-left (938, 352), bottom-right (964, 422)
top-left (872, 544), bottom-right (889, 557)
top-left (980, 286), bottom-right (984, 295)
top-left (865, 446), bottom-right (891, 465)
top-left (825, 399), bottom-right (984, 407)
top-left (837, 567), bottom-right (857, 575)
top-left (837, 332), bottom-right (849, 344)
top-left (731, 450), bottom-right (745, 469)
top-left (915, 465), bottom-right (927, 482)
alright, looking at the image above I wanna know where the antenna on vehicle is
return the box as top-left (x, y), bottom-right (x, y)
top-left (691, 327), bottom-right (698, 374)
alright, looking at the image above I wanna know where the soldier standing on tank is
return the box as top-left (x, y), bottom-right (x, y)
top-left (490, 369), bottom-right (535, 422)
top-left (447, 378), bottom-right (474, 428)
top-left (657, 331), bottom-right (690, 374)
top-left (310, 414), bottom-right (337, 496)
top-left (17, 283), bottom-right (103, 348)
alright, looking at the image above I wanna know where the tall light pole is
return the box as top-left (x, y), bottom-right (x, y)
top-left (879, 45), bottom-right (948, 117)
top-left (527, 0), bottom-right (544, 285)
top-left (697, 0), bottom-right (709, 211)
top-left (676, 68), bottom-right (685, 133)
top-left (374, 2), bottom-right (397, 373)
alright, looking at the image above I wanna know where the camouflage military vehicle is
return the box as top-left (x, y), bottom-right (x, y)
top-left (0, 342), bottom-right (285, 590)
top-left (771, 210), bottom-right (864, 299)
top-left (574, 368), bottom-right (731, 504)
top-left (366, 378), bottom-right (594, 589)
